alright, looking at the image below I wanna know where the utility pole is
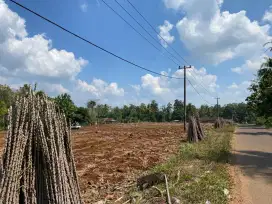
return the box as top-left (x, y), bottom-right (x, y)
top-left (215, 97), bottom-right (220, 119)
top-left (179, 65), bottom-right (192, 132)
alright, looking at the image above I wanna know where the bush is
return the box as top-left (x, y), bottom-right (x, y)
top-left (256, 116), bottom-right (272, 128)
top-left (264, 117), bottom-right (272, 128)
top-left (256, 116), bottom-right (266, 125)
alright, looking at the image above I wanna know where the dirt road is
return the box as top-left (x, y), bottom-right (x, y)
top-left (232, 126), bottom-right (272, 204)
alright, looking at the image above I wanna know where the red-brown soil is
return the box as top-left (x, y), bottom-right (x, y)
top-left (0, 123), bottom-right (185, 203)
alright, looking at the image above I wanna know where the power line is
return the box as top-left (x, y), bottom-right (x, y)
top-left (187, 79), bottom-right (214, 105)
top-left (113, 0), bottom-right (182, 65)
top-left (100, 0), bottom-right (180, 66)
top-left (125, 0), bottom-right (218, 98)
top-left (188, 68), bottom-right (217, 98)
top-left (9, 0), bottom-right (184, 80)
top-left (126, 0), bottom-right (190, 65)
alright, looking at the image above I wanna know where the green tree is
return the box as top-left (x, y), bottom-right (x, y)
top-left (137, 103), bottom-right (148, 121)
top-left (87, 100), bottom-right (97, 124)
top-left (199, 105), bottom-right (210, 118)
top-left (87, 100), bottom-right (97, 109)
top-left (73, 107), bottom-right (91, 125)
top-left (157, 106), bottom-right (167, 122)
top-left (111, 107), bottom-right (123, 121)
top-left (17, 84), bottom-right (32, 96)
top-left (246, 57), bottom-right (272, 126)
top-left (165, 102), bottom-right (172, 122)
top-left (0, 101), bottom-right (8, 129)
top-left (172, 99), bottom-right (184, 121)
top-left (55, 93), bottom-right (76, 121)
top-left (96, 104), bottom-right (110, 120)
top-left (128, 104), bottom-right (138, 122)
top-left (148, 100), bottom-right (158, 122)
top-left (186, 103), bottom-right (197, 118)
top-left (0, 85), bottom-right (15, 108)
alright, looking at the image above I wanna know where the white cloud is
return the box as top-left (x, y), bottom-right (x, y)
top-left (231, 55), bottom-right (267, 74)
top-left (141, 74), bottom-right (171, 95)
top-left (0, 0), bottom-right (88, 83)
top-left (0, 1), bottom-right (27, 43)
top-left (231, 67), bottom-right (242, 74)
top-left (42, 83), bottom-right (69, 94)
top-left (0, 0), bottom-right (92, 101)
top-left (130, 84), bottom-right (141, 95)
top-left (157, 20), bottom-right (175, 47)
top-left (164, 0), bottom-right (271, 64)
top-left (227, 82), bottom-right (238, 89)
top-left (0, 76), bottom-right (7, 84)
top-left (163, 0), bottom-right (185, 10)
top-left (76, 79), bottom-right (125, 98)
top-left (0, 0), bottom-right (129, 106)
top-left (221, 81), bottom-right (251, 103)
top-left (134, 67), bottom-right (218, 105)
top-left (263, 6), bottom-right (272, 23)
top-left (80, 3), bottom-right (88, 12)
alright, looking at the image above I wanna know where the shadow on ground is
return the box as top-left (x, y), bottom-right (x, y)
top-left (231, 150), bottom-right (272, 183)
top-left (236, 131), bottom-right (272, 136)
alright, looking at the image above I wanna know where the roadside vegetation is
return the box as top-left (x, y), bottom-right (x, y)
top-left (246, 45), bottom-right (272, 128)
top-left (127, 125), bottom-right (235, 204)
top-left (0, 83), bottom-right (255, 130)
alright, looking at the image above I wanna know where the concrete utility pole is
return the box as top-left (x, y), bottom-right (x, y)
top-left (216, 97), bottom-right (220, 119)
top-left (179, 65), bottom-right (192, 132)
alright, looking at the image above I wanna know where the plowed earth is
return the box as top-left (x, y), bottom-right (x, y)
top-left (0, 123), bottom-right (185, 203)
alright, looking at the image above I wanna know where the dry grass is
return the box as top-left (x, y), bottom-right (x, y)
top-left (126, 125), bottom-right (235, 204)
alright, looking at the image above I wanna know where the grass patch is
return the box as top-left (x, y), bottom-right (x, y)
top-left (128, 125), bottom-right (235, 204)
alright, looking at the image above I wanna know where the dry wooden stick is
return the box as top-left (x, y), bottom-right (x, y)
top-left (0, 89), bottom-right (83, 204)
top-left (164, 175), bottom-right (172, 204)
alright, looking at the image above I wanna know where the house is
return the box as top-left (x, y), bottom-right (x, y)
top-left (102, 118), bottom-right (117, 124)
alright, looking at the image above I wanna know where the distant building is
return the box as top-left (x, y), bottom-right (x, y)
top-left (103, 118), bottom-right (117, 124)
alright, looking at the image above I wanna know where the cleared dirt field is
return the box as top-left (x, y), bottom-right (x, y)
top-left (0, 123), bottom-right (185, 203)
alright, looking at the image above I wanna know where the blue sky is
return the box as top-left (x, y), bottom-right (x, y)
top-left (1, 0), bottom-right (272, 107)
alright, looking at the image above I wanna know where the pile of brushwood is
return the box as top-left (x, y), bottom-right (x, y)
top-left (187, 115), bottom-right (205, 143)
top-left (0, 90), bottom-right (82, 204)
top-left (214, 118), bottom-right (226, 129)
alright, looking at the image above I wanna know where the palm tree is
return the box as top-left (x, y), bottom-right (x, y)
top-left (264, 40), bottom-right (272, 53)
top-left (259, 57), bottom-right (272, 78)
top-left (87, 100), bottom-right (97, 109)
top-left (87, 100), bottom-right (98, 124)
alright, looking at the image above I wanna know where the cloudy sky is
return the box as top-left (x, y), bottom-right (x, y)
top-left (1, 0), bottom-right (272, 107)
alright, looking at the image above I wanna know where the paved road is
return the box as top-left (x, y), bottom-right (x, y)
top-left (233, 126), bottom-right (272, 204)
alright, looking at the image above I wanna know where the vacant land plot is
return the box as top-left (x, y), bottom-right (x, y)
top-left (0, 123), bottom-right (185, 203)
top-left (127, 126), bottom-right (234, 204)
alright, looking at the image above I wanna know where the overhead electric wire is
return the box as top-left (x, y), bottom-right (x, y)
top-left (100, 0), bottom-right (180, 66)
top-left (188, 69), bottom-right (217, 98)
top-left (9, 0), bottom-right (184, 80)
top-left (126, 0), bottom-right (189, 65)
top-left (10, 0), bottom-right (217, 105)
top-left (126, 0), bottom-right (218, 99)
top-left (113, 0), bottom-right (182, 65)
top-left (187, 79), bottom-right (214, 105)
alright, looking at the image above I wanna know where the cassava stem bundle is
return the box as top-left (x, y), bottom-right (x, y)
top-left (0, 90), bottom-right (82, 204)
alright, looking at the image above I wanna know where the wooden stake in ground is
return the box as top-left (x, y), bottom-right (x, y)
top-left (0, 90), bottom-right (83, 204)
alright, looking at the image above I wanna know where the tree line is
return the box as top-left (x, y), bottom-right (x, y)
top-left (0, 83), bottom-right (256, 129)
